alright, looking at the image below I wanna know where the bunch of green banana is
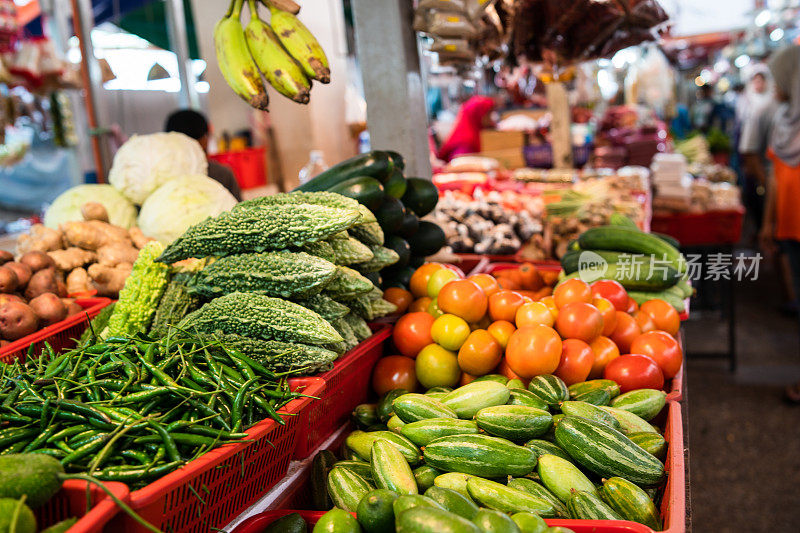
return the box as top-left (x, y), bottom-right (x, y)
top-left (267, 2), bottom-right (331, 84)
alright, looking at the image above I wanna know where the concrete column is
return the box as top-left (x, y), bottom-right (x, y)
top-left (165, 0), bottom-right (200, 110)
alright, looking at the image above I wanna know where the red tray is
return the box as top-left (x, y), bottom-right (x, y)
top-left (650, 208), bottom-right (744, 246)
top-left (0, 298), bottom-right (112, 364)
top-left (209, 147), bottom-right (268, 190)
top-left (35, 479), bottom-right (130, 533)
top-left (294, 326), bottom-right (392, 460)
top-left (111, 377), bottom-right (325, 533)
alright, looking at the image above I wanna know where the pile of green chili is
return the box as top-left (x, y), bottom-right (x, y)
top-left (0, 330), bottom-right (307, 488)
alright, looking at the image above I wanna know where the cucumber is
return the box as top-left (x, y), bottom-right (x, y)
top-left (511, 512), bottom-right (547, 533)
top-left (378, 389), bottom-right (409, 422)
top-left (371, 440), bottom-right (418, 495)
top-left (388, 415), bottom-right (406, 433)
top-left (384, 169), bottom-right (408, 199)
top-left (327, 467), bottom-right (373, 512)
top-left (335, 460), bottom-right (374, 482)
top-left (507, 478), bottom-right (569, 518)
top-left (654, 232), bottom-right (681, 249)
top-left (398, 211), bottom-right (420, 239)
top-left (527, 375), bottom-right (569, 408)
top-left (537, 454), bottom-right (597, 503)
top-left (475, 405), bottom-right (552, 442)
top-left (467, 477), bottom-right (556, 517)
top-left (357, 488), bottom-right (399, 533)
top-left (554, 417), bottom-right (665, 486)
top-left (393, 394), bottom-right (458, 423)
top-left (296, 151), bottom-right (394, 192)
top-left (313, 508), bottom-right (362, 533)
top-left (385, 236), bottom-right (411, 268)
top-left (560, 249), bottom-right (628, 274)
top-left (566, 490), bottom-right (623, 520)
top-left (473, 374), bottom-right (508, 384)
top-left (507, 389), bottom-right (550, 411)
top-left (578, 226), bottom-right (685, 274)
top-left (560, 401), bottom-right (621, 430)
top-left (571, 388), bottom-right (611, 406)
top-left (402, 177), bottom-right (439, 217)
top-left (523, 439), bottom-right (572, 463)
top-left (423, 434), bottom-right (537, 478)
top-left (407, 221), bottom-right (446, 258)
top-left (611, 389), bottom-right (667, 421)
top-left (413, 465), bottom-right (441, 493)
top-left (600, 477), bottom-right (662, 530)
top-left (626, 290), bottom-right (686, 312)
top-left (396, 506), bottom-right (480, 533)
top-left (329, 176), bottom-right (386, 210)
top-left (442, 381), bottom-right (511, 419)
top-left (311, 450), bottom-right (337, 510)
top-left (345, 430), bottom-right (423, 465)
top-left (401, 419), bottom-right (480, 447)
top-left (568, 379), bottom-right (620, 399)
top-left (385, 150), bottom-right (405, 171)
top-left (472, 509), bottom-right (521, 533)
top-left (262, 513), bottom-right (306, 533)
top-left (628, 432), bottom-right (667, 460)
top-left (433, 473), bottom-right (477, 501)
top-left (353, 404), bottom-right (379, 429)
top-left (598, 406), bottom-right (659, 434)
top-left (559, 262), bottom-right (681, 291)
top-left (393, 494), bottom-right (444, 516)
top-left (425, 487), bottom-right (480, 520)
top-left (376, 196), bottom-right (405, 234)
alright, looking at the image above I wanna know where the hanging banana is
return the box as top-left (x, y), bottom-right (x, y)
top-left (245, 0), bottom-right (311, 103)
top-left (267, 2), bottom-right (331, 83)
top-left (215, 0), bottom-right (270, 110)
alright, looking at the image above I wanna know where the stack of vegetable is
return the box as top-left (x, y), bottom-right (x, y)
top-left (294, 150), bottom-right (446, 290)
top-left (306, 374), bottom-right (668, 532)
top-left (560, 215), bottom-right (692, 313)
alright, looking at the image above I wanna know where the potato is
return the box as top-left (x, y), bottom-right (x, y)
top-left (0, 251), bottom-right (12, 265)
top-left (65, 301), bottom-right (83, 316)
top-left (0, 294), bottom-right (25, 306)
top-left (29, 293), bottom-right (67, 326)
top-left (24, 269), bottom-right (59, 300)
top-left (4, 262), bottom-right (31, 289)
top-left (20, 251), bottom-right (56, 272)
top-left (0, 267), bottom-right (19, 294)
top-left (56, 280), bottom-right (67, 298)
top-left (0, 301), bottom-right (39, 341)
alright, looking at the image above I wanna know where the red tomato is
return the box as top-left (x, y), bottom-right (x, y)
top-left (626, 297), bottom-right (639, 313)
top-left (438, 279), bottom-right (489, 323)
top-left (554, 278), bottom-right (593, 308)
top-left (588, 336), bottom-right (621, 379)
top-left (383, 288), bottom-right (413, 314)
top-left (591, 280), bottom-right (629, 311)
top-left (610, 311), bottom-right (642, 353)
top-left (468, 274), bottom-right (501, 298)
top-left (393, 312), bottom-right (435, 358)
top-left (505, 325), bottom-right (563, 378)
top-left (592, 296), bottom-right (617, 336)
top-left (372, 355), bottom-right (418, 396)
top-left (603, 354), bottom-right (664, 392)
top-left (488, 290), bottom-right (525, 322)
top-left (640, 300), bottom-right (681, 336)
top-left (555, 302), bottom-right (604, 343)
top-left (555, 338), bottom-right (595, 385)
top-left (632, 310), bottom-right (657, 333)
top-left (630, 330), bottom-right (683, 378)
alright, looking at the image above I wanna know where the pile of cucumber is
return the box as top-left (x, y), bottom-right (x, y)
top-left (561, 215), bottom-right (692, 312)
top-left (303, 374), bottom-right (670, 532)
top-left (294, 151), bottom-right (445, 289)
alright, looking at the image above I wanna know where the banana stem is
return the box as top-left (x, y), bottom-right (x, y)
top-left (247, 0), bottom-right (261, 20)
top-left (224, 0), bottom-right (236, 18)
top-left (231, 0), bottom-right (245, 19)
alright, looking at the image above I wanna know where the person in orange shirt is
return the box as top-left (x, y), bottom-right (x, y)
top-left (759, 44), bottom-right (800, 402)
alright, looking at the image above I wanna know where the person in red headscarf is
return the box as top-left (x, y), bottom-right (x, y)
top-left (438, 95), bottom-right (496, 162)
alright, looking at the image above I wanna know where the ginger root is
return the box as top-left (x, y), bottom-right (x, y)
top-left (97, 242), bottom-right (139, 267)
top-left (129, 227), bottom-right (154, 250)
top-left (88, 263), bottom-right (132, 297)
top-left (81, 202), bottom-right (109, 222)
top-left (66, 267), bottom-right (92, 295)
top-left (16, 224), bottom-right (64, 255)
top-left (48, 247), bottom-right (96, 271)
top-left (61, 221), bottom-right (131, 250)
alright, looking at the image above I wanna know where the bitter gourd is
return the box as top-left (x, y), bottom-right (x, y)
top-left (150, 271), bottom-right (202, 337)
top-left (295, 294), bottom-right (350, 321)
top-left (203, 332), bottom-right (339, 373)
top-left (189, 251), bottom-right (337, 299)
top-left (324, 266), bottom-right (374, 298)
top-left (178, 292), bottom-right (343, 345)
top-left (79, 302), bottom-right (115, 344)
top-left (342, 312), bottom-right (373, 341)
top-left (328, 236), bottom-right (374, 265)
top-left (344, 287), bottom-right (397, 320)
top-left (296, 240), bottom-right (337, 263)
top-left (157, 204), bottom-right (361, 263)
top-left (353, 246), bottom-right (400, 273)
top-left (333, 317), bottom-right (359, 350)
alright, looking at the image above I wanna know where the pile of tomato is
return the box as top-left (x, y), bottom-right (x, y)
top-left (375, 262), bottom-right (683, 395)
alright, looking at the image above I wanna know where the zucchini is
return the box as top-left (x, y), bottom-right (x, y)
top-left (523, 439), bottom-right (573, 463)
top-left (654, 232), bottom-right (681, 249)
top-left (560, 249), bottom-right (628, 274)
top-left (472, 509), bottom-right (523, 532)
top-left (442, 381), bottom-right (511, 419)
top-left (510, 512), bottom-right (548, 533)
top-left (423, 434), bottom-right (537, 478)
top-left (385, 150), bottom-right (405, 171)
top-left (578, 226), bottom-right (685, 273)
top-left (395, 506), bottom-right (480, 533)
top-left (475, 405), bottom-right (553, 442)
top-left (507, 389), bottom-right (550, 411)
top-left (413, 465), bottom-right (441, 493)
top-left (537, 454), bottom-right (597, 504)
top-left (560, 401), bottom-right (621, 430)
top-left (386, 235), bottom-right (411, 268)
top-left (375, 196), bottom-right (405, 234)
top-left (568, 379), bottom-right (620, 399)
top-left (329, 176), bottom-right (385, 211)
top-left (393, 393), bottom-right (458, 423)
top-left (371, 439), bottom-right (418, 495)
top-left (467, 477), bottom-right (556, 517)
top-left (400, 418), bottom-right (480, 447)
top-left (402, 177), bottom-right (439, 217)
top-left (327, 467), bottom-right (373, 512)
top-left (384, 169), bottom-right (408, 198)
top-left (345, 430), bottom-right (422, 465)
top-left (425, 486), bottom-right (480, 520)
top-left (627, 289), bottom-right (686, 312)
top-left (507, 477), bottom-right (569, 518)
top-left (560, 261), bottom-right (681, 291)
top-left (610, 389), bottom-right (667, 421)
top-left (407, 221), bottom-right (446, 257)
top-left (527, 375), bottom-right (569, 408)
top-left (294, 151), bottom-right (394, 192)
top-left (566, 490), bottom-right (623, 520)
top-left (628, 432), bottom-right (667, 460)
top-left (598, 406), bottom-right (659, 434)
top-left (398, 210), bottom-right (420, 239)
top-left (600, 476), bottom-right (662, 530)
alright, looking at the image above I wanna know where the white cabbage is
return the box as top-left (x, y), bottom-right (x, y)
top-left (44, 184), bottom-right (137, 229)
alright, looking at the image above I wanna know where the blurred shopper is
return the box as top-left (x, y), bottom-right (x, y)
top-left (756, 45), bottom-right (800, 402)
top-left (438, 95), bottom-right (496, 162)
top-left (165, 109), bottom-right (242, 201)
top-left (691, 85), bottom-right (718, 133)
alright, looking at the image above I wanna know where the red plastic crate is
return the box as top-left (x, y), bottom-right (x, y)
top-left (112, 377), bottom-right (325, 533)
top-left (294, 327), bottom-right (392, 460)
top-left (0, 298), bottom-right (112, 364)
top-left (209, 147), bottom-right (268, 190)
top-left (35, 479), bottom-right (130, 533)
top-left (650, 208), bottom-right (744, 246)
top-left (453, 253), bottom-right (521, 276)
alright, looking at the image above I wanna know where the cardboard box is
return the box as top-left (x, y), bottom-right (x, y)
top-left (480, 130), bottom-right (526, 152)
top-left (469, 148), bottom-right (526, 169)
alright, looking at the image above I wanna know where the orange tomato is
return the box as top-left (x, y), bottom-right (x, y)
top-left (640, 299), bottom-right (680, 336)
top-left (519, 263), bottom-right (544, 290)
top-left (555, 338), bottom-right (595, 385)
top-left (610, 311), bottom-right (641, 353)
top-left (630, 330), bottom-right (683, 378)
top-left (540, 270), bottom-right (561, 287)
top-left (505, 325), bottom-right (563, 378)
top-left (588, 335), bottom-right (621, 378)
top-left (632, 310), bottom-right (656, 333)
top-left (488, 290), bottom-right (525, 322)
top-left (592, 296), bottom-right (617, 336)
top-left (459, 372), bottom-right (477, 386)
top-left (430, 314), bottom-right (471, 351)
top-left (409, 296), bottom-right (432, 313)
top-left (383, 288), bottom-right (413, 314)
top-left (393, 312), bottom-right (435, 358)
top-left (487, 320), bottom-right (515, 348)
top-left (626, 297), bottom-right (639, 313)
top-left (468, 274), bottom-right (501, 298)
top-left (555, 302), bottom-right (604, 343)
top-left (427, 268), bottom-right (461, 298)
top-left (427, 297), bottom-right (444, 318)
top-left (515, 301), bottom-right (555, 328)
top-left (458, 329), bottom-right (503, 375)
top-left (554, 278), bottom-right (593, 308)
top-left (409, 263), bottom-right (444, 298)
top-left (494, 357), bottom-right (527, 385)
top-left (372, 355), bottom-right (418, 396)
top-left (540, 296), bottom-right (559, 319)
top-left (438, 279), bottom-right (488, 323)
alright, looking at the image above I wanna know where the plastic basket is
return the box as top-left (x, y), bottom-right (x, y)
top-left (294, 327), bottom-right (392, 460)
top-left (209, 147), bottom-right (268, 190)
top-left (35, 479), bottom-right (130, 533)
top-left (0, 298), bottom-right (112, 364)
top-left (112, 377), bottom-right (325, 533)
top-left (452, 253), bottom-right (521, 277)
top-left (650, 209), bottom-right (744, 246)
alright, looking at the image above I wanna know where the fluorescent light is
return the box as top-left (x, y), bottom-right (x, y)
top-left (755, 9), bottom-right (771, 27)
top-left (734, 54), bottom-right (750, 68)
top-left (770, 28), bottom-right (784, 41)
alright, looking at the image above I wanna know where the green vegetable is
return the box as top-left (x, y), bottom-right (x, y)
top-left (149, 272), bottom-right (202, 338)
top-left (400, 419), bottom-right (480, 447)
top-left (566, 491), bottom-right (623, 520)
top-left (345, 430), bottom-right (422, 466)
top-left (333, 317), bottom-right (359, 350)
top-left (343, 313), bottom-right (373, 341)
top-left (471, 508), bottom-right (520, 532)
top-left (261, 513), bottom-right (307, 533)
top-left (200, 332), bottom-right (338, 374)
top-left (423, 435), bottom-right (537, 478)
top-left (383, 168), bottom-right (408, 198)
top-left (610, 389), bottom-right (667, 421)
top-left (506, 478), bottom-right (568, 518)
top-left (371, 440), bottom-right (417, 495)
top-left (39, 518), bottom-right (78, 533)
top-left (324, 266), bottom-right (374, 298)
top-left (396, 506), bottom-right (480, 533)
top-left (402, 177), bottom-right (439, 217)
top-left (537, 454), bottom-right (597, 504)
top-left (330, 176), bottom-right (386, 211)
top-left (357, 489), bottom-right (398, 533)
top-left (466, 477), bottom-right (556, 516)
top-left (327, 467), bottom-right (373, 512)
top-left (475, 405), bottom-right (552, 442)
top-left (79, 302), bottom-right (115, 345)
top-left (407, 221), bottom-right (446, 257)
top-left (0, 497), bottom-right (36, 533)
top-left (294, 239), bottom-right (337, 263)
top-left (375, 196), bottom-right (404, 233)
top-left (310, 451), bottom-right (337, 511)
top-left (424, 487), bottom-right (479, 520)
top-left (599, 477), bottom-right (662, 529)
top-left (345, 287), bottom-right (397, 321)
top-left (295, 151), bottom-right (394, 192)
top-left (441, 381), bottom-right (511, 419)
top-left (354, 246), bottom-right (400, 273)
top-left (329, 236), bottom-right (374, 265)
top-left (392, 394), bottom-right (457, 423)
top-left (527, 375), bottom-right (569, 408)
top-left (295, 294), bottom-right (350, 321)
top-left (578, 226), bottom-right (685, 274)
top-left (313, 508), bottom-right (363, 533)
